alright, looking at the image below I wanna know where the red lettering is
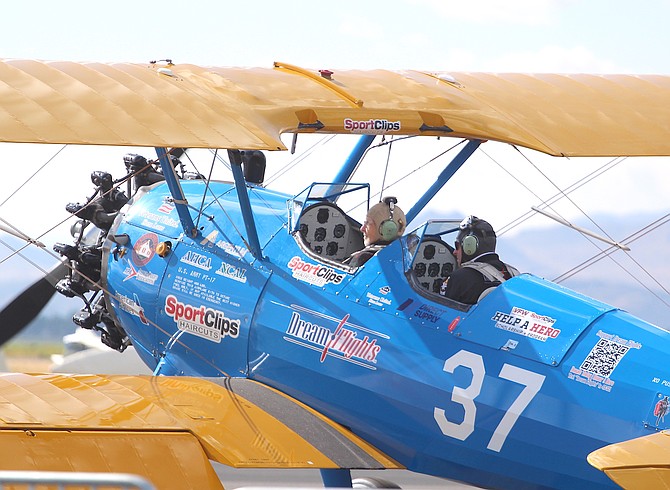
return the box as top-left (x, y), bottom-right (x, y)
top-left (165, 295), bottom-right (177, 315)
top-left (367, 344), bottom-right (381, 361)
top-left (193, 306), bottom-right (202, 323)
top-left (321, 314), bottom-right (350, 362)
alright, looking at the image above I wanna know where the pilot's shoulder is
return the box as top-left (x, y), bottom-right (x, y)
top-left (452, 264), bottom-right (485, 278)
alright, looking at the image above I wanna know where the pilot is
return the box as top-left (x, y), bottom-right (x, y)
top-left (440, 215), bottom-right (519, 304)
top-left (344, 197), bottom-right (406, 267)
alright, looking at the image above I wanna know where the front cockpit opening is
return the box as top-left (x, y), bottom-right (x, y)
top-left (296, 201), bottom-right (364, 262)
top-left (289, 182), bottom-right (370, 267)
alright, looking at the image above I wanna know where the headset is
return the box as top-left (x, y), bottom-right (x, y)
top-left (457, 215), bottom-right (477, 256)
top-left (461, 232), bottom-right (479, 256)
top-left (458, 215), bottom-right (496, 257)
top-left (378, 196), bottom-right (399, 241)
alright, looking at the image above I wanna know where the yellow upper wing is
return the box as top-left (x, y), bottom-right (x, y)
top-left (1, 59), bottom-right (669, 156)
top-left (0, 373), bottom-right (401, 489)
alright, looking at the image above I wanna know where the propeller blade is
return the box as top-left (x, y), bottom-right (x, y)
top-left (0, 259), bottom-right (69, 346)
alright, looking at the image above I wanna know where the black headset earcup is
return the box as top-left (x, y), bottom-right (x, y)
top-left (462, 234), bottom-right (478, 256)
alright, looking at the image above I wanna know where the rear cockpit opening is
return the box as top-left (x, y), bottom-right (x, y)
top-left (405, 220), bottom-right (460, 301)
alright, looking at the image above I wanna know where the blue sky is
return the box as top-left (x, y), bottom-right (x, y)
top-left (2, 0), bottom-right (669, 74)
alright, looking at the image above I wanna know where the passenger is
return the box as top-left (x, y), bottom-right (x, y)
top-left (440, 215), bottom-right (519, 304)
top-left (344, 197), bottom-right (406, 267)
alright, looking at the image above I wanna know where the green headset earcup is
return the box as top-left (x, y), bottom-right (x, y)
top-left (379, 219), bottom-right (399, 241)
top-left (461, 234), bottom-right (478, 256)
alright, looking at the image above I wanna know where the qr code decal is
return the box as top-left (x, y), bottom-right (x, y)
top-left (580, 338), bottom-right (629, 377)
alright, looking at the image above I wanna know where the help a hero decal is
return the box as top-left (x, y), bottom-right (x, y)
top-left (492, 306), bottom-right (559, 342)
top-left (165, 294), bottom-right (240, 343)
top-left (282, 305), bottom-right (387, 369)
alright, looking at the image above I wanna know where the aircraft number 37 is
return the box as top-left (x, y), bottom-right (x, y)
top-left (434, 349), bottom-right (546, 452)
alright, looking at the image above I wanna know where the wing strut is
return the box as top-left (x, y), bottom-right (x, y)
top-left (320, 469), bottom-right (353, 487)
top-left (405, 139), bottom-right (483, 225)
top-left (228, 149), bottom-right (264, 259)
top-left (155, 148), bottom-right (198, 238)
top-left (327, 135), bottom-right (376, 200)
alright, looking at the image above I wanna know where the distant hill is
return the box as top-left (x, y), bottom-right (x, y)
top-left (498, 212), bottom-right (670, 330)
top-left (12, 313), bottom-right (78, 342)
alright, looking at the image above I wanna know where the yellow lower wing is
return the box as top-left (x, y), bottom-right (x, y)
top-left (588, 431), bottom-right (670, 489)
top-left (0, 373), bottom-right (401, 489)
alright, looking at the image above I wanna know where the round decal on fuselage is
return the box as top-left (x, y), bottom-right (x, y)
top-left (132, 232), bottom-right (159, 267)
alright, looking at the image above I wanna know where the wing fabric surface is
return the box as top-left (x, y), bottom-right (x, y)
top-left (2, 430), bottom-right (223, 489)
top-left (588, 431), bottom-right (670, 489)
top-left (0, 373), bottom-right (401, 489)
top-left (1, 59), bottom-right (669, 156)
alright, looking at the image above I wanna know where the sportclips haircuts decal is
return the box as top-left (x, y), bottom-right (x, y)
top-left (492, 306), bottom-right (559, 342)
top-left (288, 256), bottom-right (344, 286)
top-left (284, 308), bottom-right (386, 369)
top-left (164, 294), bottom-right (239, 343)
top-left (344, 118), bottom-right (401, 133)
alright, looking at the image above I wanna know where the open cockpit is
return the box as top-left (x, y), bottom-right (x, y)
top-left (290, 185), bottom-right (464, 301)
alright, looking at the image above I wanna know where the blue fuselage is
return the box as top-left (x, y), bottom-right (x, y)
top-left (103, 180), bottom-right (670, 490)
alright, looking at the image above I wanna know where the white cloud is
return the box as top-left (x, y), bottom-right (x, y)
top-left (410, 0), bottom-right (562, 25)
top-left (338, 18), bottom-right (387, 40)
top-left (489, 45), bottom-right (624, 73)
top-left (443, 45), bottom-right (624, 73)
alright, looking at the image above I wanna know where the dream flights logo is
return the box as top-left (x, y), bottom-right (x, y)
top-left (285, 311), bottom-right (382, 368)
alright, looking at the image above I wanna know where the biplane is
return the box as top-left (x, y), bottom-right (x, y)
top-left (0, 59), bottom-right (669, 490)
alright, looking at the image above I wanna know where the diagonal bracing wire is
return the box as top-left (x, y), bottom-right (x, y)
top-left (485, 146), bottom-right (670, 308)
